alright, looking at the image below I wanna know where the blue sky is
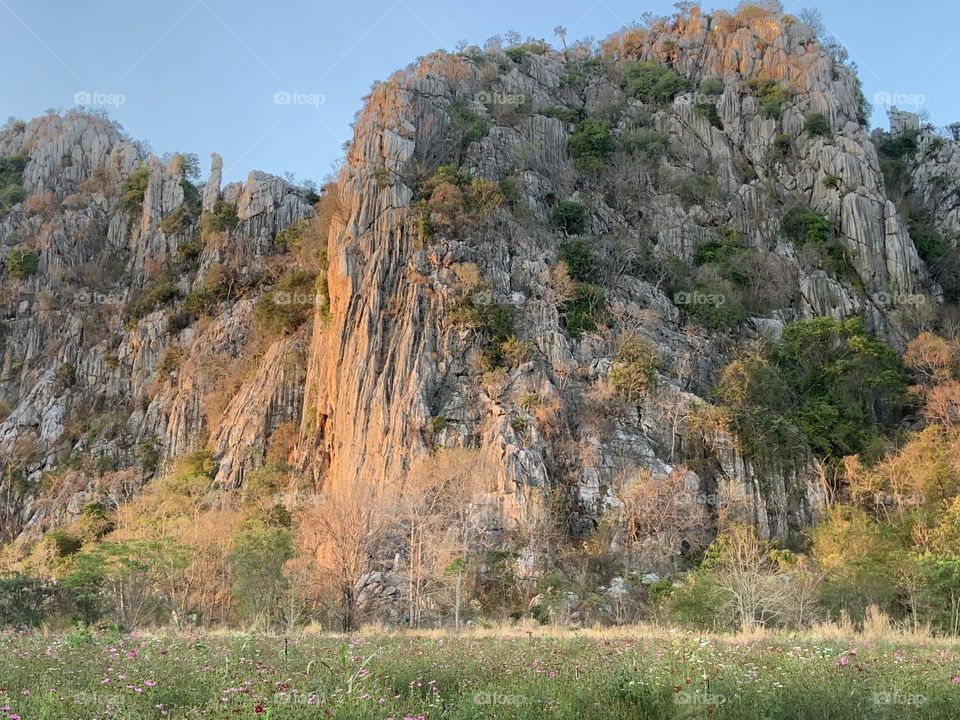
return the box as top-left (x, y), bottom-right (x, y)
top-left (2, 0), bottom-right (958, 184)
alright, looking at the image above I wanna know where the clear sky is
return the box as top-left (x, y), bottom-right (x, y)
top-left (2, 0), bottom-right (958, 184)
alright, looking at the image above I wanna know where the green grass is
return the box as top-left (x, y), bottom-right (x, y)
top-left (1, 630), bottom-right (958, 718)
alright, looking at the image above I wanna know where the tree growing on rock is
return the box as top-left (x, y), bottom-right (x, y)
top-left (618, 466), bottom-right (710, 567)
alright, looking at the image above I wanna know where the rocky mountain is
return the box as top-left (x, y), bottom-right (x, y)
top-left (0, 112), bottom-right (315, 539)
top-left (2, 4), bottom-right (959, 560)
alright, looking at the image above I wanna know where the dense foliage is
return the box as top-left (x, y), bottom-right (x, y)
top-left (0, 153), bottom-right (27, 213)
top-left (568, 118), bottom-right (615, 172)
top-left (4, 246), bottom-right (39, 279)
top-left (623, 61), bottom-right (690, 103)
top-left (717, 317), bottom-right (905, 464)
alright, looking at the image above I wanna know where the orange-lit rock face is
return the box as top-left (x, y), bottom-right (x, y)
top-left (294, 7), bottom-right (936, 541)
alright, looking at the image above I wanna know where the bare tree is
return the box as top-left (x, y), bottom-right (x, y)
top-left (903, 332), bottom-right (954, 388)
top-left (298, 482), bottom-right (394, 631)
top-left (711, 523), bottom-right (782, 631)
top-left (396, 449), bottom-right (493, 628)
top-left (924, 381), bottom-right (960, 430)
top-left (553, 26), bottom-right (568, 55)
top-left (618, 466), bottom-right (710, 566)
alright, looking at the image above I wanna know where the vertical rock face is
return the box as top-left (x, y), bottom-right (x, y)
top-left (298, 7), bottom-right (941, 541)
top-left (299, 82), bottom-right (430, 491)
top-left (910, 121), bottom-right (960, 242)
top-left (202, 153), bottom-right (223, 213)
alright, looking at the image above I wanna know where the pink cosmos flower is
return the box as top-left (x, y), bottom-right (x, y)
top-left (838, 656), bottom-right (849, 667)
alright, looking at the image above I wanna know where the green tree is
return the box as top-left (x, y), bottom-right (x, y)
top-left (0, 574), bottom-right (60, 628)
top-left (552, 202), bottom-right (588, 236)
top-left (805, 112), bottom-right (831, 137)
top-left (253, 270), bottom-right (318, 335)
top-left (812, 506), bottom-right (904, 620)
top-left (5, 247), bottom-right (39, 279)
top-left (228, 520), bottom-right (294, 629)
top-left (62, 539), bottom-right (189, 627)
top-left (120, 165), bottom-right (150, 214)
top-left (718, 318), bottom-right (905, 465)
top-left (568, 118), bottom-right (615, 172)
top-left (781, 205), bottom-right (831, 245)
top-left (0, 153), bottom-right (27, 213)
top-left (561, 283), bottom-right (607, 338)
top-left (623, 61), bottom-right (690, 103)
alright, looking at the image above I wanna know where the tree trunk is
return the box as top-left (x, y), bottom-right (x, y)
top-left (454, 573), bottom-right (462, 630)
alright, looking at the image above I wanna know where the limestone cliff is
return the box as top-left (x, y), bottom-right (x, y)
top-left (1, 5), bottom-right (956, 555)
top-left (0, 112), bottom-right (313, 538)
top-left (296, 6), bottom-right (939, 543)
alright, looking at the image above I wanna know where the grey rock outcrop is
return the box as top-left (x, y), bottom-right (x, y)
top-left (0, 111), bottom-right (314, 537)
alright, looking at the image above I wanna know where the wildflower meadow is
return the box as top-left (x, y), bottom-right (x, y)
top-left (1, 627), bottom-right (958, 719)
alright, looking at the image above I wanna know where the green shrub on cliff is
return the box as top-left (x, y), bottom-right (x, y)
top-left (0, 153), bottom-right (27, 213)
top-left (569, 118), bottom-right (615, 172)
top-left (623, 61), bottom-right (690, 103)
top-left (5, 247), bottom-right (39, 279)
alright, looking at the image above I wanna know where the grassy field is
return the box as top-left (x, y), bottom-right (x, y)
top-left (1, 627), bottom-right (959, 719)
